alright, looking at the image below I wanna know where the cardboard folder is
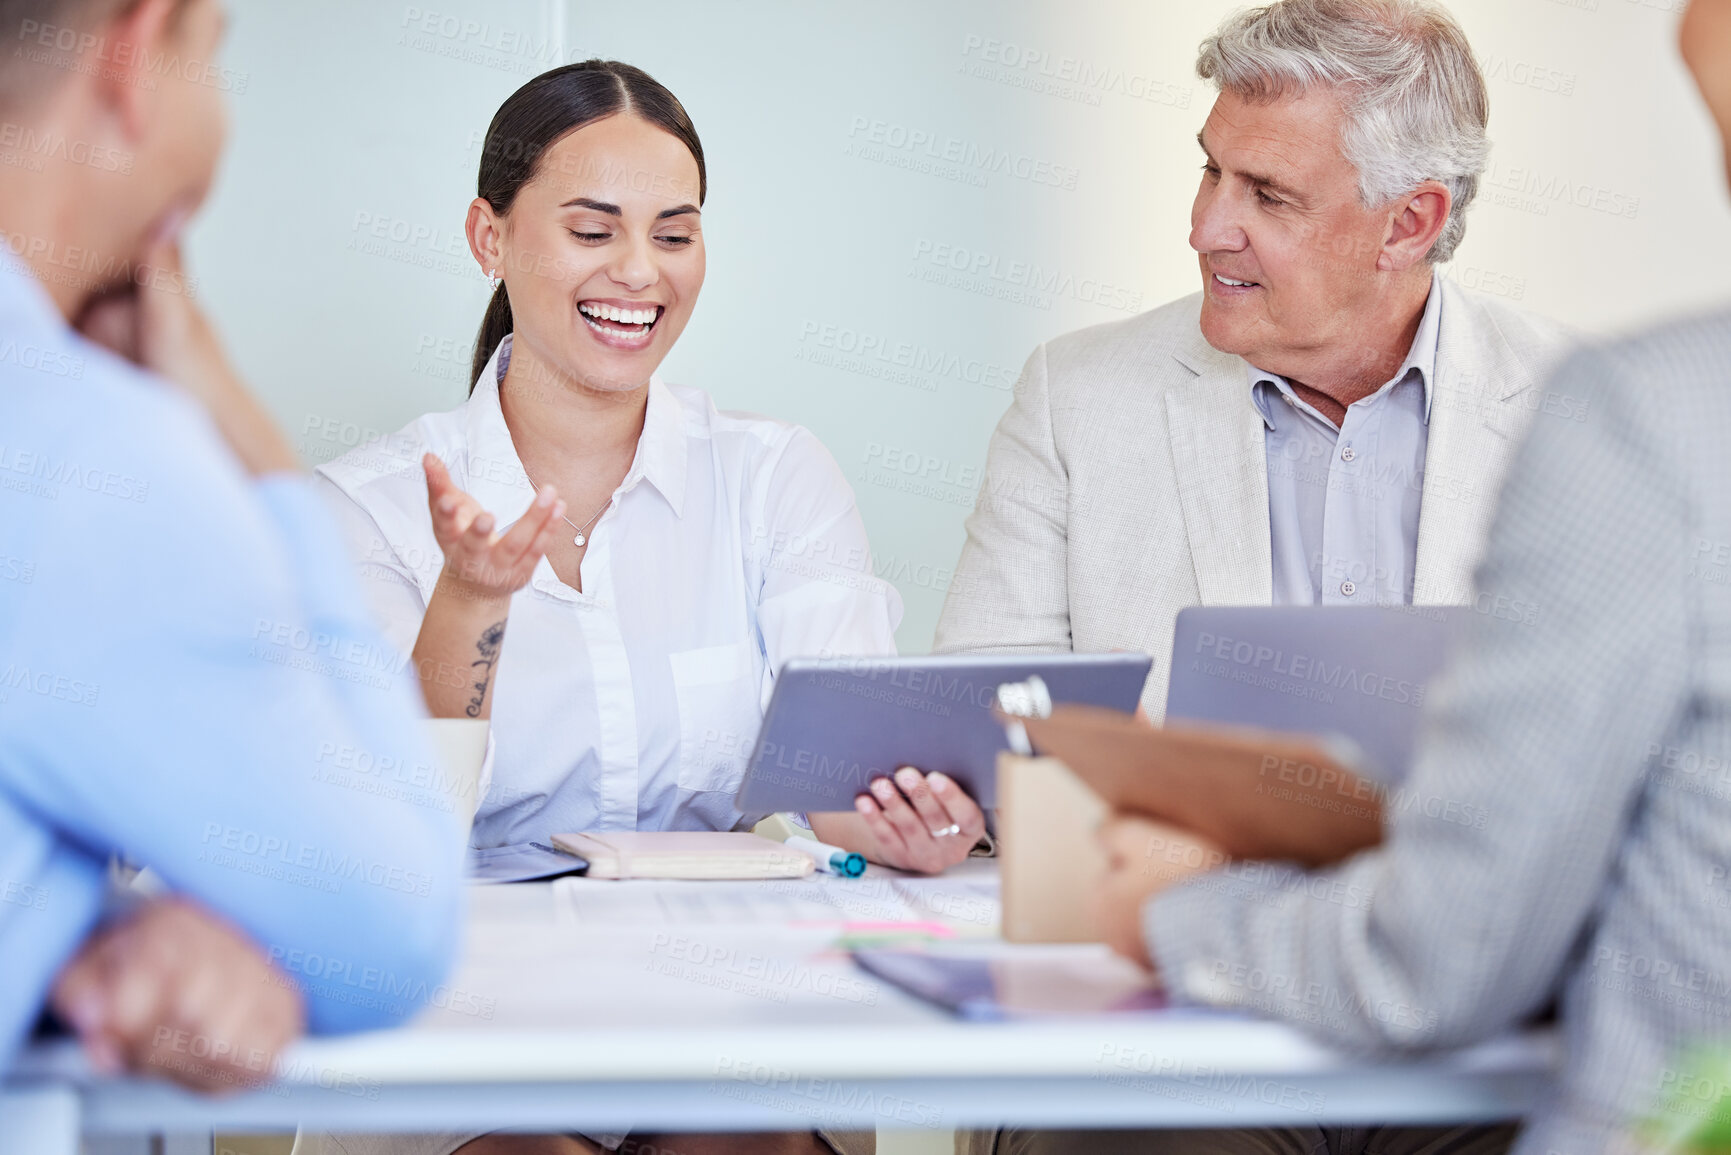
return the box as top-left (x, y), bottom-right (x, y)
top-left (1018, 705), bottom-right (1386, 868)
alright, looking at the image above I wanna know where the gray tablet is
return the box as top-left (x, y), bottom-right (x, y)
top-left (1165, 605), bottom-right (1469, 783)
top-left (733, 653), bottom-right (1152, 813)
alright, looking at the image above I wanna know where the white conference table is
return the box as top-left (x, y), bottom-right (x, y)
top-left (3, 862), bottom-right (1555, 1152)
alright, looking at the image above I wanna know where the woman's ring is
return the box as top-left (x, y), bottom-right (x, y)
top-left (928, 823), bottom-right (963, 838)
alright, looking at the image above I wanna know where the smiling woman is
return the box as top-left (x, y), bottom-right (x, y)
top-left (465, 61), bottom-right (707, 394)
top-left (313, 58), bottom-right (984, 873)
top-left (304, 64), bottom-right (985, 1153)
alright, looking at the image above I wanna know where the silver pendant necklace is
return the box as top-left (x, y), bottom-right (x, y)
top-left (522, 468), bottom-right (610, 547)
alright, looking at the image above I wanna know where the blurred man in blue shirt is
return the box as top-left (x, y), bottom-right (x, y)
top-left (0, 0), bottom-right (464, 1087)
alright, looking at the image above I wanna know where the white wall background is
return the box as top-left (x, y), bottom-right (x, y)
top-left (191, 0), bottom-right (1724, 655)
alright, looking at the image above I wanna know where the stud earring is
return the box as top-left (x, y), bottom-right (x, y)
top-left (486, 268), bottom-right (501, 291)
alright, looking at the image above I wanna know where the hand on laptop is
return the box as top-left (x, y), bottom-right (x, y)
top-left (1094, 815), bottom-right (1229, 969)
top-left (51, 897), bottom-right (305, 1093)
top-left (810, 767), bottom-right (986, 874)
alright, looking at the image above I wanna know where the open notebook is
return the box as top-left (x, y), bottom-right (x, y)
top-left (550, 831), bottom-right (816, 881)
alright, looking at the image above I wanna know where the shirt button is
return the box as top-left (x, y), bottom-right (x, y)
top-left (1340, 580), bottom-right (1356, 597)
top-left (1340, 445), bottom-right (1356, 462)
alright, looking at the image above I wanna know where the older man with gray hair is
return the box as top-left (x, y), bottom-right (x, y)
top-left (937, 0), bottom-right (1570, 708)
top-left (942, 0), bottom-right (1572, 1152)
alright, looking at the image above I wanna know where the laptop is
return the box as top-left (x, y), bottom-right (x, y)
top-left (1164, 604), bottom-right (1469, 782)
top-left (999, 604), bottom-right (1469, 941)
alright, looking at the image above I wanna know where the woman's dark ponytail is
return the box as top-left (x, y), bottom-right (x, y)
top-left (470, 284), bottom-right (515, 391)
top-left (467, 59), bottom-right (706, 392)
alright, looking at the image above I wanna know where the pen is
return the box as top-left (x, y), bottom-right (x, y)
top-left (996, 674), bottom-right (1052, 755)
top-left (786, 835), bottom-right (866, 878)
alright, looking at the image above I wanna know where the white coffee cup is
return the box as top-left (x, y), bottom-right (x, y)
top-left (425, 718), bottom-right (490, 829)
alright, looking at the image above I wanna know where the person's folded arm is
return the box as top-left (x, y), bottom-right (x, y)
top-left (934, 342), bottom-right (1075, 656)
top-left (1, 395), bottom-right (466, 1036)
top-left (1143, 342), bottom-right (1691, 1050)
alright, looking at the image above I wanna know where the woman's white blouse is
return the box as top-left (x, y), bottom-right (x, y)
top-left (315, 337), bottom-right (902, 844)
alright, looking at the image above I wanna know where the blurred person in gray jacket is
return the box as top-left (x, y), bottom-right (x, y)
top-left (1049, 1), bottom-right (1731, 1152)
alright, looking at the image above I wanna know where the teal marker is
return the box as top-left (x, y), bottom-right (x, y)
top-left (787, 835), bottom-right (867, 878)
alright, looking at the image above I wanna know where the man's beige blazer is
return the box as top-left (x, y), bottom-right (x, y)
top-left (933, 281), bottom-right (1575, 718)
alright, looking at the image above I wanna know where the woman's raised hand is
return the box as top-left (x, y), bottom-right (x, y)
top-left (424, 453), bottom-right (564, 600)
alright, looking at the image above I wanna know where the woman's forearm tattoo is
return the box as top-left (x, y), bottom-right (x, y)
top-left (464, 620), bottom-right (507, 718)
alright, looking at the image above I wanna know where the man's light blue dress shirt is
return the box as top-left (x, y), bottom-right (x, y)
top-left (1253, 275), bottom-right (1441, 607)
top-left (0, 259), bottom-right (464, 1071)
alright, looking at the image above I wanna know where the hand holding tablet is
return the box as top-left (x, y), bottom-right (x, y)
top-left (845, 766), bottom-right (989, 874)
